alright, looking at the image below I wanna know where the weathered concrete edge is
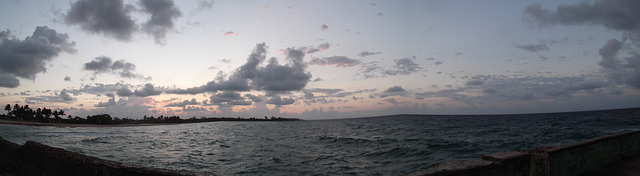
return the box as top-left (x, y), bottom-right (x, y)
top-left (0, 136), bottom-right (215, 176)
top-left (408, 130), bottom-right (640, 176)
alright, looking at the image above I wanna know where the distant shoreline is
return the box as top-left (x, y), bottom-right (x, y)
top-left (0, 119), bottom-right (181, 128)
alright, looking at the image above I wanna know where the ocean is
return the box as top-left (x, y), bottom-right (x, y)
top-left (1, 108), bottom-right (639, 175)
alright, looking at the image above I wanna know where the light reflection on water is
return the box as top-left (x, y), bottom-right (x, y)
top-left (1, 109), bottom-right (640, 175)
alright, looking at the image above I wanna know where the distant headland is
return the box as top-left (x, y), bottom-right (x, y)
top-left (1, 104), bottom-right (300, 127)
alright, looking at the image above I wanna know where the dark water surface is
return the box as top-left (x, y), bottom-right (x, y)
top-left (1, 108), bottom-right (639, 175)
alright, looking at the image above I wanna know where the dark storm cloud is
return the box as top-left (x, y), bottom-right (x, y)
top-left (0, 26), bottom-right (76, 88)
top-left (65, 0), bottom-right (136, 41)
top-left (167, 43), bottom-right (312, 102)
top-left (140, 0), bottom-right (182, 44)
top-left (523, 0), bottom-right (640, 31)
top-left (514, 43), bottom-right (549, 52)
top-left (83, 56), bottom-right (149, 79)
top-left (309, 56), bottom-right (361, 67)
top-left (165, 98), bottom-right (199, 107)
top-left (358, 51), bottom-right (381, 57)
top-left (266, 96), bottom-right (295, 106)
top-left (133, 83), bottom-right (162, 97)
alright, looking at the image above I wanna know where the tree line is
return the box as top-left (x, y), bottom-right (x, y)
top-left (1, 104), bottom-right (300, 125)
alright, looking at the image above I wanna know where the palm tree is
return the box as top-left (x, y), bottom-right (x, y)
top-left (4, 104), bottom-right (10, 116)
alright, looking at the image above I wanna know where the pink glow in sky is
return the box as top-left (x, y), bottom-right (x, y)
top-left (0, 0), bottom-right (639, 119)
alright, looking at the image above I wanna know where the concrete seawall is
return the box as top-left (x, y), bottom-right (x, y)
top-left (0, 137), bottom-right (214, 176)
top-left (408, 130), bottom-right (640, 176)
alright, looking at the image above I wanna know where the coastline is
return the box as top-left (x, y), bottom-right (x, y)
top-left (0, 119), bottom-right (182, 128)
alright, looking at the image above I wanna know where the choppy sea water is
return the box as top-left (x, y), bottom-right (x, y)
top-left (1, 108), bottom-right (640, 175)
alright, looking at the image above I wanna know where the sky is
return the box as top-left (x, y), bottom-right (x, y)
top-left (0, 0), bottom-right (639, 119)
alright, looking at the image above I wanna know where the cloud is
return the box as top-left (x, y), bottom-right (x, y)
top-left (265, 96), bottom-right (295, 106)
top-left (379, 86), bottom-right (408, 97)
top-left (598, 39), bottom-right (623, 70)
top-left (0, 26), bottom-right (76, 88)
top-left (198, 0), bottom-right (214, 10)
top-left (307, 88), bottom-right (343, 94)
top-left (0, 75), bottom-right (20, 88)
top-left (133, 83), bottom-right (162, 97)
top-left (83, 56), bottom-right (150, 79)
top-left (524, 0), bottom-right (640, 31)
top-left (64, 76), bottom-right (71, 81)
top-left (380, 58), bottom-right (424, 76)
top-left (116, 87), bottom-right (133, 97)
top-left (165, 98), bottom-right (199, 107)
top-left (59, 90), bottom-right (74, 101)
top-left (222, 31), bottom-right (238, 37)
top-left (303, 43), bottom-right (330, 54)
top-left (140, 0), bottom-right (182, 44)
top-left (245, 94), bottom-right (263, 102)
top-left (309, 56), bottom-right (361, 67)
top-left (466, 80), bottom-right (485, 86)
top-left (383, 98), bottom-right (398, 106)
top-left (167, 43), bottom-right (311, 96)
top-left (358, 51), bottom-right (381, 57)
top-left (514, 43), bottom-right (549, 52)
top-left (320, 24), bottom-right (329, 31)
top-left (24, 90), bottom-right (75, 104)
top-left (209, 91), bottom-right (243, 105)
top-left (95, 97), bottom-right (116, 107)
top-left (65, 0), bottom-right (136, 41)
top-left (260, 5), bottom-right (269, 10)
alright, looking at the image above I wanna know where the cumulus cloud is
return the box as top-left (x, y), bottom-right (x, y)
top-left (83, 56), bottom-right (150, 79)
top-left (514, 43), bottom-right (549, 52)
top-left (266, 95), bottom-right (295, 106)
top-left (167, 43), bottom-right (311, 103)
top-left (379, 86), bottom-right (408, 98)
top-left (523, 1), bottom-right (640, 89)
top-left (65, 0), bottom-right (181, 44)
top-left (383, 98), bottom-right (398, 106)
top-left (165, 98), bottom-right (199, 107)
top-left (133, 83), bottom-right (162, 97)
top-left (320, 24), bottom-right (329, 31)
top-left (0, 26), bottom-right (76, 88)
top-left (95, 97), bottom-right (116, 107)
top-left (309, 56), bottom-right (361, 67)
top-left (140, 0), bottom-right (182, 44)
top-left (116, 87), bottom-right (134, 97)
top-left (523, 0), bottom-right (640, 31)
top-left (65, 0), bottom-right (136, 41)
top-left (358, 51), bottom-right (381, 57)
top-left (64, 76), bottom-right (71, 81)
